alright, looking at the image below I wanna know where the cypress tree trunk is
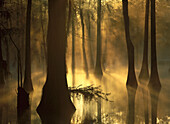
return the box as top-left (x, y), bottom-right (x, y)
top-left (40, 0), bottom-right (47, 68)
top-left (138, 0), bottom-right (150, 123)
top-left (102, 38), bottom-right (107, 72)
top-left (5, 37), bottom-right (9, 78)
top-left (20, 0), bottom-right (25, 79)
top-left (148, 0), bottom-right (161, 123)
top-left (37, 0), bottom-right (76, 123)
top-left (122, 0), bottom-right (138, 124)
top-left (79, 0), bottom-right (89, 79)
top-left (94, 0), bottom-right (103, 123)
top-left (23, 0), bottom-right (33, 93)
top-left (0, 29), bottom-right (5, 88)
top-left (94, 0), bottom-right (103, 78)
top-left (86, 0), bottom-right (94, 70)
top-left (72, 5), bottom-right (75, 87)
top-left (66, 0), bottom-right (71, 37)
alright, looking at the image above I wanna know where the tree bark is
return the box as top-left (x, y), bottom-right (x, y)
top-left (148, 0), bottom-right (161, 123)
top-left (5, 37), bottom-right (10, 78)
top-left (94, 1), bottom-right (103, 123)
top-left (139, 0), bottom-right (149, 82)
top-left (86, 0), bottom-right (94, 70)
top-left (102, 38), bottom-right (107, 72)
top-left (138, 0), bottom-right (150, 123)
top-left (0, 29), bottom-right (5, 88)
top-left (40, 0), bottom-right (47, 68)
top-left (20, 0), bottom-right (25, 80)
top-left (72, 5), bottom-right (75, 87)
top-left (94, 0), bottom-right (103, 79)
top-left (23, 0), bottom-right (33, 93)
top-left (122, 0), bottom-right (138, 124)
top-left (79, 0), bottom-right (89, 79)
top-left (37, 0), bottom-right (76, 123)
top-left (66, 0), bottom-right (71, 37)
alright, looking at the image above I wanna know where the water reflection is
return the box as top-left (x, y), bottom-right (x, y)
top-left (17, 106), bottom-right (31, 124)
top-left (0, 65), bottom-right (169, 123)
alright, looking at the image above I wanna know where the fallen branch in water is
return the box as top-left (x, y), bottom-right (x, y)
top-left (68, 84), bottom-right (113, 102)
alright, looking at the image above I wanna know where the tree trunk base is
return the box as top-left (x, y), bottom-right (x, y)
top-left (37, 82), bottom-right (76, 124)
top-left (0, 72), bottom-right (5, 88)
top-left (17, 87), bottom-right (29, 117)
top-left (23, 77), bottom-right (33, 93)
top-left (94, 68), bottom-right (103, 80)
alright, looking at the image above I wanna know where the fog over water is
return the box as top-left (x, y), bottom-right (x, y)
top-left (0, 0), bottom-right (170, 123)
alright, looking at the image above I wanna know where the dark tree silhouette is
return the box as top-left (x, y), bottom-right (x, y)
top-left (94, 0), bottom-right (103, 123)
top-left (0, 28), bottom-right (5, 88)
top-left (122, 0), bottom-right (138, 124)
top-left (5, 37), bottom-right (10, 78)
top-left (66, 0), bottom-right (71, 36)
top-left (138, 0), bottom-right (150, 123)
top-left (37, 0), bottom-right (76, 123)
top-left (23, 0), bottom-right (33, 93)
top-left (79, 0), bottom-right (89, 79)
top-left (40, 0), bottom-right (47, 67)
top-left (148, 0), bottom-right (161, 123)
top-left (94, 0), bottom-right (103, 78)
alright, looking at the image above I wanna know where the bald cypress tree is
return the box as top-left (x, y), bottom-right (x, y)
top-left (72, 2), bottom-right (75, 87)
top-left (94, 0), bottom-right (103, 78)
top-left (122, 0), bottom-right (138, 124)
top-left (79, 0), bottom-right (89, 79)
top-left (148, 0), bottom-right (161, 123)
top-left (138, 0), bottom-right (150, 123)
top-left (0, 29), bottom-right (5, 88)
top-left (23, 0), bottom-right (33, 93)
top-left (37, 0), bottom-right (75, 123)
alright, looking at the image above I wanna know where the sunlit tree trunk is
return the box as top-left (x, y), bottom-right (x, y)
top-left (122, 0), bottom-right (138, 124)
top-left (37, 0), bottom-right (76, 123)
top-left (102, 38), bottom-right (107, 72)
top-left (138, 0), bottom-right (150, 123)
top-left (86, 0), bottom-right (94, 70)
top-left (94, 0), bottom-right (103, 123)
top-left (79, 0), bottom-right (89, 79)
top-left (148, 0), bottom-right (161, 123)
top-left (23, 0), bottom-right (33, 93)
top-left (94, 0), bottom-right (103, 78)
top-left (72, 4), bottom-right (75, 87)
top-left (0, 29), bottom-right (5, 88)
